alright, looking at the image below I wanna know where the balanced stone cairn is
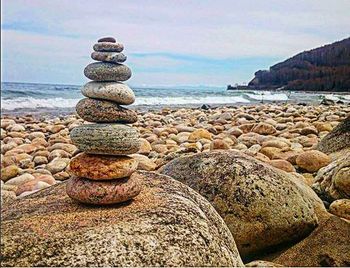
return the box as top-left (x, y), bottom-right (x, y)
top-left (66, 37), bottom-right (141, 205)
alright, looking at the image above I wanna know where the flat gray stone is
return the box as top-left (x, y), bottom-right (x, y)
top-left (71, 124), bottom-right (140, 155)
top-left (91, 52), bottom-right (127, 63)
top-left (84, 62), bottom-right (131, 82)
top-left (93, 42), bottom-right (123, 52)
top-left (81, 82), bottom-right (135, 105)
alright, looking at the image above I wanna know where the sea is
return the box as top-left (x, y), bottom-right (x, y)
top-left (1, 82), bottom-right (350, 116)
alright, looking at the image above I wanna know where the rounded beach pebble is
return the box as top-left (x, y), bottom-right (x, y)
top-left (66, 173), bottom-right (141, 205)
top-left (81, 81), bottom-right (135, 104)
top-left (84, 62), bottom-right (131, 81)
top-left (76, 98), bottom-right (138, 123)
top-left (93, 42), bottom-right (124, 52)
top-left (69, 153), bottom-right (138, 180)
top-left (98, 36), bottom-right (116, 43)
top-left (70, 123), bottom-right (140, 155)
top-left (91, 51), bottom-right (127, 63)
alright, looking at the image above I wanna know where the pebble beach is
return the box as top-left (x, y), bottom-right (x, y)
top-left (1, 102), bottom-right (349, 205)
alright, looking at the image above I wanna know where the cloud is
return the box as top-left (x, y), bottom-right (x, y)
top-left (1, 0), bottom-right (350, 85)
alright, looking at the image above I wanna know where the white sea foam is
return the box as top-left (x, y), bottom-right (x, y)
top-left (1, 97), bottom-right (80, 110)
top-left (133, 96), bottom-right (250, 106)
top-left (244, 92), bottom-right (289, 101)
top-left (1, 95), bottom-right (250, 110)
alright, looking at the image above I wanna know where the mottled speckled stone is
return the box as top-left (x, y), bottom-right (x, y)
top-left (91, 51), bottom-right (127, 63)
top-left (76, 98), bottom-right (137, 123)
top-left (1, 171), bottom-right (243, 266)
top-left (81, 81), bottom-right (135, 104)
top-left (161, 151), bottom-right (327, 258)
top-left (69, 153), bottom-right (138, 180)
top-left (98, 37), bottom-right (116, 43)
top-left (70, 124), bottom-right (140, 155)
top-left (66, 174), bottom-right (141, 205)
top-left (93, 42), bottom-right (124, 52)
top-left (84, 62), bottom-right (131, 82)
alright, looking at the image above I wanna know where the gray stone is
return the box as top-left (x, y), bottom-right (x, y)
top-left (161, 151), bottom-right (326, 259)
top-left (93, 42), bottom-right (123, 52)
top-left (76, 98), bottom-right (138, 123)
top-left (0, 171), bottom-right (243, 267)
top-left (70, 124), bottom-right (140, 155)
top-left (84, 62), bottom-right (131, 82)
top-left (91, 51), bottom-right (127, 63)
top-left (317, 115), bottom-right (350, 157)
top-left (81, 82), bottom-right (135, 105)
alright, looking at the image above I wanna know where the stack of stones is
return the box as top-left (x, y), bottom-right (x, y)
top-left (66, 36), bottom-right (141, 205)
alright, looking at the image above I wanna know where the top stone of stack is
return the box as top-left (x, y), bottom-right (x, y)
top-left (84, 37), bottom-right (131, 81)
top-left (98, 36), bottom-right (116, 43)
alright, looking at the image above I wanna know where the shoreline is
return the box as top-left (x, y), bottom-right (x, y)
top-left (0, 99), bottom-right (326, 118)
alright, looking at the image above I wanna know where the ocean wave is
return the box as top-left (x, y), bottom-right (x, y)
top-left (133, 96), bottom-right (250, 105)
top-left (1, 95), bottom-right (250, 110)
top-left (244, 92), bottom-right (289, 101)
top-left (1, 97), bottom-right (80, 111)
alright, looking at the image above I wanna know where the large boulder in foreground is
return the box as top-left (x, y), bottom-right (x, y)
top-left (317, 115), bottom-right (350, 159)
top-left (1, 171), bottom-right (243, 267)
top-left (273, 216), bottom-right (350, 267)
top-left (161, 151), bottom-right (326, 259)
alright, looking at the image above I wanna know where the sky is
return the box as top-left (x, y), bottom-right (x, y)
top-left (1, 0), bottom-right (350, 87)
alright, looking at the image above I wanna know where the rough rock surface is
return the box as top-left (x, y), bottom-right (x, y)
top-left (317, 115), bottom-right (350, 157)
top-left (76, 98), bottom-right (137, 123)
top-left (313, 153), bottom-right (350, 201)
top-left (91, 52), bottom-right (127, 63)
top-left (81, 81), bottom-right (135, 104)
top-left (69, 153), bottom-right (138, 180)
top-left (161, 151), bottom-right (325, 259)
top-left (1, 171), bottom-right (243, 267)
top-left (84, 62), bottom-right (131, 82)
top-left (66, 174), bottom-right (141, 205)
top-left (274, 216), bottom-right (350, 267)
top-left (70, 124), bottom-right (140, 155)
top-left (93, 42), bottom-right (123, 52)
top-left (245, 260), bottom-right (283, 267)
top-left (329, 199), bottom-right (350, 220)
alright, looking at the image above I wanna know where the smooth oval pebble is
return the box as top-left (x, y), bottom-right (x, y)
top-left (98, 37), bottom-right (116, 43)
top-left (70, 124), bottom-right (140, 155)
top-left (91, 52), bottom-right (127, 63)
top-left (82, 81), bottom-right (135, 105)
top-left (93, 42), bottom-right (123, 52)
top-left (76, 98), bottom-right (138, 123)
top-left (84, 62), bottom-right (131, 82)
top-left (66, 173), bottom-right (141, 205)
top-left (69, 153), bottom-right (138, 180)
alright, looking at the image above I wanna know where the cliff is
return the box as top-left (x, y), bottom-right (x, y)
top-left (249, 37), bottom-right (350, 92)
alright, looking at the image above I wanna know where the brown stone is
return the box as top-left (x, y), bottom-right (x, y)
top-left (274, 216), bottom-right (350, 267)
top-left (329, 199), bottom-right (350, 220)
top-left (252, 123), bottom-right (276, 135)
top-left (268, 159), bottom-right (296, 173)
top-left (296, 150), bottom-right (331, 172)
top-left (69, 153), bottom-right (138, 180)
top-left (1, 171), bottom-right (243, 267)
top-left (66, 174), bottom-right (141, 205)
